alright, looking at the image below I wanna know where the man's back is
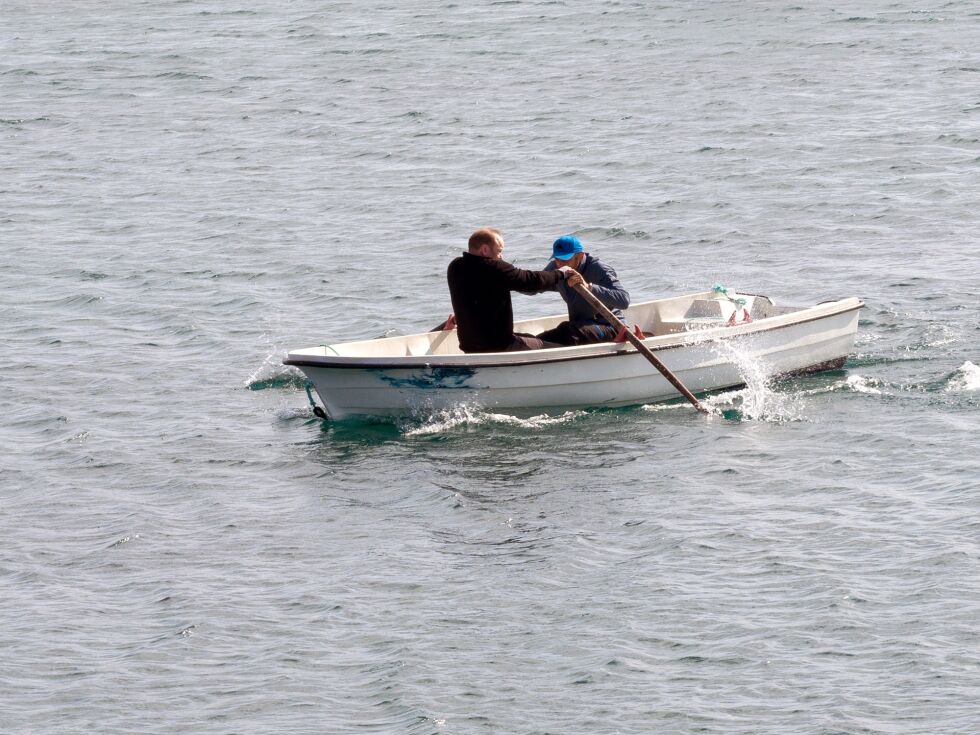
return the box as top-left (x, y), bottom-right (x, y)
top-left (448, 252), bottom-right (561, 353)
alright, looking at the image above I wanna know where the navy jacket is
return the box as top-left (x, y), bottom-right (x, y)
top-left (544, 254), bottom-right (630, 325)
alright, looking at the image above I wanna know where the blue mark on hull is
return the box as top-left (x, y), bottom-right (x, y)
top-left (372, 366), bottom-right (477, 390)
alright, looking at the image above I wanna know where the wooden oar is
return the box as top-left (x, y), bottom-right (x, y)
top-left (571, 282), bottom-right (708, 414)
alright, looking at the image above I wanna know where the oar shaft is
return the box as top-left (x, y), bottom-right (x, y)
top-left (571, 282), bottom-right (708, 413)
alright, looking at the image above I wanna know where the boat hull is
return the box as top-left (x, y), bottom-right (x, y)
top-left (287, 301), bottom-right (861, 419)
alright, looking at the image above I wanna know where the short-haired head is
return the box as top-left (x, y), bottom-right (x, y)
top-left (468, 227), bottom-right (504, 259)
top-left (468, 227), bottom-right (501, 252)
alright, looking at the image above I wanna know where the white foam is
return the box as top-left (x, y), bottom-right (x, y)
top-left (945, 361), bottom-right (980, 392)
top-left (844, 374), bottom-right (883, 394)
top-left (923, 324), bottom-right (959, 348)
top-left (275, 405), bottom-right (314, 421)
top-left (403, 403), bottom-right (585, 436)
top-left (641, 401), bottom-right (688, 413)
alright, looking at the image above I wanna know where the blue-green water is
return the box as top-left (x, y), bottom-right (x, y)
top-left (2, 2), bottom-right (978, 733)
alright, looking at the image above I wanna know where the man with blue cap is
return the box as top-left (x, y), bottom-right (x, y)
top-left (535, 235), bottom-right (631, 346)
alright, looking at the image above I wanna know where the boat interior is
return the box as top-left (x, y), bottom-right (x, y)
top-left (310, 290), bottom-right (808, 359)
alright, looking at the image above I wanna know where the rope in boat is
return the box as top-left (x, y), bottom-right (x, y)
top-left (712, 282), bottom-right (747, 306)
top-left (305, 381), bottom-right (328, 419)
top-left (713, 283), bottom-right (753, 325)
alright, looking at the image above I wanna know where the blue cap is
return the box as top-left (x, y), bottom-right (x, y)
top-left (552, 235), bottom-right (583, 261)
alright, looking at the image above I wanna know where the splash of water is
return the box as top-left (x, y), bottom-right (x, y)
top-left (246, 370), bottom-right (308, 391)
top-left (704, 338), bottom-right (807, 422)
top-left (944, 361), bottom-right (980, 392)
top-left (245, 335), bottom-right (307, 390)
top-left (402, 403), bottom-right (585, 436)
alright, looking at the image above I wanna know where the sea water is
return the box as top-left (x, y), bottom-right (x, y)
top-left (2, 2), bottom-right (978, 733)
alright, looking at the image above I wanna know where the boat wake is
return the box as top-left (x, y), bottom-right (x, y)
top-left (402, 403), bottom-right (586, 436)
top-left (785, 365), bottom-right (977, 400)
top-left (648, 371), bottom-right (889, 423)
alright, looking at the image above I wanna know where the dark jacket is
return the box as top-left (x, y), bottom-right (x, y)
top-left (448, 252), bottom-right (563, 353)
top-left (544, 254), bottom-right (630, 325)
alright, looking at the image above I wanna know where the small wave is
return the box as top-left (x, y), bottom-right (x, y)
top-left (48, 293), bottom-right (103, 307)
top-left (843, 375), bottom-right (883, 394)
top-left (275, 405), bottom-right (314, 421)
top-left (903, 323), bottom-right (961, 351)
top-left (574, 227), bottom-right (650, 241)
top-left (402, 404), bottom-right (585, 436)
top-left (846, 353), bottom-right (927, 368)
top-left (154, 71), bottom-right (213, 81)
top-left (795, 370), bottom-right (976, 397)
top-left (1, 116), bottom-right (50, 125)
top-left (108, 534), bottom-right (140, 549)
top-left (641, 401), bottom-right (688, 413)
top-left (936, 133), bottom-right (980, 145)
top-left (944, 361), bottom-right (980, 392)
top-left (196, 9), bottom-right (258, 16)
top-left (790, 374), bottom-right (886, 398)
top-left (923, 324), bottom-right (959, 348)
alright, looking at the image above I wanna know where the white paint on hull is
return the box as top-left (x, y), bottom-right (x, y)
top-left (285, 292), bottom-right (862, 419)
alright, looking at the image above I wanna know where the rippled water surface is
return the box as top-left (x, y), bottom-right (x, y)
top-left (2, 2), bottom-right (978, 733)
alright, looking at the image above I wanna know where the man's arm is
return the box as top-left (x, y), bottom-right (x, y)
top-left (494, 259), bottom-right (564, 294)
top-left (588, 261), bottom-right (630, 310)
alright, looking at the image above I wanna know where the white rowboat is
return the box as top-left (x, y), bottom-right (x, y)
top-left (284, 290), bottom-right (863, 419)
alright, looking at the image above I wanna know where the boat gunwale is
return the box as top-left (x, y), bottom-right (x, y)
top-left (284, 300), bottom-right (864, 371)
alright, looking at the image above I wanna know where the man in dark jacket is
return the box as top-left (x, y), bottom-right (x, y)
top-left (535, 235), bottom-right (631, 346)
top-left (447, 227), bottom-right (579, 353)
